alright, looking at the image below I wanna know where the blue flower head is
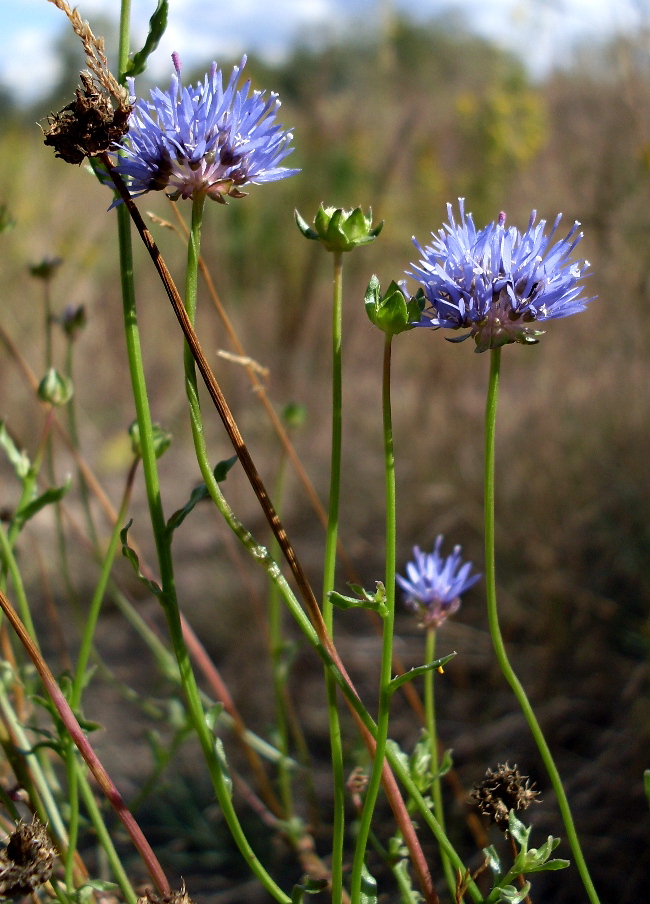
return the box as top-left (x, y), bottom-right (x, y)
top-left (409, 200), bottom-right (593, 353)
top-left (397, 536), bottom-right (480, 628)
top-left (110, 53), bottom-right (299, 202)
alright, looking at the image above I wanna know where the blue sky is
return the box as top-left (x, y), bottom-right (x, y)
top-left (1, 0), bottom-right (643, 105)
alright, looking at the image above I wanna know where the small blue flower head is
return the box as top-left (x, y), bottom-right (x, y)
top-left (397, 536), bottom-right (480, 628)
top-left (409, 199), bottom-right (593, 353)
top-left (110, 53), bottom-right (299, 202)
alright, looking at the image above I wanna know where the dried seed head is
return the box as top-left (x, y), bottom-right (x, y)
top-left (471, 763), bottom-right (540, 832)
top-left (346, 767), bottom-right (369, 797)
top-left (0, 817), bottom-right (56, 897)
top-left (137, 883), bottom-right (193, 904)
top-left (43, 72), bottom-right (132, 165)
top-left (43, 0), bottom-right (131, 164)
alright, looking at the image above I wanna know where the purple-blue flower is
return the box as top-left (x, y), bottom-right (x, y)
top-left (110, 53), bottom-right (299, 202)
top-left (397, 536), bottom-right (480, 628)
top-left (409, 199), bottom-right (593, 353)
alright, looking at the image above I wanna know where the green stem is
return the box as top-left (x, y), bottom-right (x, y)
top-left (350, 334), bottom-right (397, 903)
top-left (425, 628), bottom-right (456, 901)
top-left (106, 160), bottom-right (444, 904)
top-left (63, 745), bottom-right (79, 892)
top-left (0, 525), bottom-right (37, 641)
top-left (77, 767), bottom-right (138, 904)
top-left (180, 447), bottom-right (480, 903)
top-left (66, 338), bottom-right (98, 548)
top-left (323, 249), bottom-right (345, 904)
top-left (62, 459), bottom-right (137, 888)
top-left (0, 683), bottom-right (68, 846)
top-left (484, 348), bottom-right (600, 904)
top-left (71, 459), bottom-right (137, 711)
top-left (268, 454), bottom-right (294, 818)
top-left (179, 194), bottom-right (291, 904)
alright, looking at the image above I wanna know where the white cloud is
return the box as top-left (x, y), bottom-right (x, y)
top-left (0, 0), bottom-right (646, 104)
top-left (0, 26), bottom-right (62, 104)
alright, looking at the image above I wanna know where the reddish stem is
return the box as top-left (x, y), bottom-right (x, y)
top-left (0, 587), bottom-right (170, 896)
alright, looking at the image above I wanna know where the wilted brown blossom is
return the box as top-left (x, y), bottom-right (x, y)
top-left (0, 817), bottom-right (56, 897)
top-left (471, 763), bottom-right (540, 832)
top-left (43, 72), bottom-right (131, 165)
top-left (137, 883), bottom-right (194, 904)
top-left (43, 0), bottom-right (131, 164)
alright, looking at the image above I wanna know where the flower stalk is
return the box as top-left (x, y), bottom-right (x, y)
top-left (350, 334), bottom-right (400, 903)
top-left (323, 249), bottom-right (345, 904)
top-left (484, 347), bottom-right (600, 904)
top-left (424, 627), bottom-right (457, 900)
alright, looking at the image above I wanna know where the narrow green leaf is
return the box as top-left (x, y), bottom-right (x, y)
top-left (120, 520), bottom-right (163, 596)
top-left (294, 208), bottom-right (319, 241)
top-left (214, 737), bottom-right (232, 797)
top-left (644, 769), bottom-right (650, 808)
top-left (433, 747), bottom-right (454, 780)
top-left (524, 859), bottom-right (570, 873)
top-left (0, 421), bottom-right (30, 479)
top-left (124, 0), bottom-right (169, 78)
top-left (508, 811), bottom-right (531, 849)
top-left (483, 845), bottom-right (501, 875)
top-left (75, 881), bottom-right (119, 904)
top-left (329, 590), bottom-right (386, 614)
top-left (165, 455), bottom-right (237, 537)
top-left (15, 477), bottom-right (71, 526)
top-left (392, 857), bottom-right (424, 904)
top-left (360, 865), bottom-right (378, 904)
top-left (498, 882), bottom-right (531, 904)
top-left (387, 653), bottom-right (457, 694)
top-left (291, 877), bottom-right (328, 904)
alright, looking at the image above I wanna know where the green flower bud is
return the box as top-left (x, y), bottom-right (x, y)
top-left (37, 368), bottom-right (73, 406)
top-left (282, 403), bottom-right (307, 429)
top-left (295, 204), bottom-right (383, 253)
top-left (28, 256), bottom-right (63, 281)
top-left (0, 205), bottom-right (15, 234)
top-left (59, 304), bottom-right (87, 340)
top-left (364, 276), bottom-right (425, 336)
top-left (129, 421), bottom-right (172, 460)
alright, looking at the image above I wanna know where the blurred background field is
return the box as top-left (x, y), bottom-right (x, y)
top-left (0, 1), bottom-right (649, 902)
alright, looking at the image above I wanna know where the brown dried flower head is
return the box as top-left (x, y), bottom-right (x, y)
top-left (43, 0), bottom-right (131, 164)
top-left (0, 817), bottom-right (56, 897)
top-left (470, 763), bottom-right (540, 832)
top-left (137, 883), bottom-right (193, 904)
top-left (43, 72), bottom-right (132, 165)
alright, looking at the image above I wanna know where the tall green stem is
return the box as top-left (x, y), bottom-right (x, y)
top-left (71, 460), bottom-right (137, 711)
top-left (484, 348), bottom-right (600, 904)
top-left (268, 454), bottom-right (294, 818)
top-left (0, 525), bottom-right (37, 641)
top-left (76, 767), bottom-right (138, 904)
top-left (350, 335), bottom-right (397, 903)
top-left (177, 443), bottom-right (481, 904)
top-left (62, 459), bottom-right (137, 888)
top-left (425, 628), bottom-right (456, 901)
top-left (322, 250), bottom-right (345, 904)
top-left (117, 15), bottom-right (290, 904)
top-left (180, 194), bottom-right (291, 904)
top-left (66, 337), bottom-right (98, 548)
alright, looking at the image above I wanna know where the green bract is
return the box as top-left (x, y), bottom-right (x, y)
top-left (364, 276), bottom-right (425, 336)
top-left (129, 420), bottom-right (172, 460)
top-left (38, 368), bottom-right (73, 407)
top-left (295, 204), bottom-right (383, 253)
